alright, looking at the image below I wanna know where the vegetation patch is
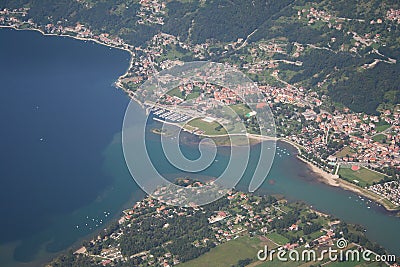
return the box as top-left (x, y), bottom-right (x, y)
top-left (265, 232), bottom-right (289, 246)
top-left (186, 118), bottom-right (228, 136)
top-left (338, 167), bottom-right (385, 187)
top-left (179, 236), bottom-right (263, 267)
top-left (334, 146), bottom-right (356, 158)
top-left (372, 134), bottom-right (387, 143)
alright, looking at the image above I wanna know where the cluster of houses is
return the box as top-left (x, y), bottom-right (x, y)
top-left (386, 8), bottom-right (400, 24)
top-left (137, 0), bottom-right (166, 25)
top-left (296, 6), bottom-right (399, 57)
top-left (1, 9), bottom-right (130, 50)
top-left (369, 181), bottom-right (400, 206)
top-left (72, 176), bottom-right (364, 267)
top-left (259, 84), bottom-right (321, 107)
top-left (274, 89), bottom-right (400, 169)
top-left (0, 8), bottom-right (28, 24)
top-left (299, 7), bottom-right (334, 25)
top-left (149, 62), bottom-right (400, 174)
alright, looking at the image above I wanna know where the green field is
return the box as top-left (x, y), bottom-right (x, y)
top-left (265, 232), bottom-right (289, 246)
top-left (179, 236), bottom-right (273, 267)
top-left (186, 91), bottom-right (200, 100)
top-left (372, 134), bottom-right (387, 143)
top-left (375, 122), bottom-right (391, 133)
top-left (186, 118), bottom-right (227, 135)
top-left (338, 167), bottom-right (385, 187)
top-left (167, 85), bottom-right (201, 101)
top-left (335, 146), bottom-right (356, 158)
top-left (167, 87), bottom-right (185, 99)
top-left (308, 230), bottom-right (325, 240)
top-left (230, 103), bottom-right (252, 117)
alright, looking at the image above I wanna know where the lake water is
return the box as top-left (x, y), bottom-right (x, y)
top-left (0, 28), bottom-right (142, 266)
top-left (0, 28), bottom-right (398, 267)
top-left (145, 118), bottom-right (400, 257)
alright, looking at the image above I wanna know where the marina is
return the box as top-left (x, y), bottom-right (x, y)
top-left (149, 106), bottom-right (193, 123)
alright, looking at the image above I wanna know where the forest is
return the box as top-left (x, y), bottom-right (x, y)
top-left (329, 62), bottom-right (400, 114)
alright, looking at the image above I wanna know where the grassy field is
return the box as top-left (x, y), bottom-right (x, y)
top-left (372, 134), bottom-right (387, 143)
top-left (375, 122), bottom-right (391, 133)
top-left (338, 167), bottom-right (385, 187)
top-left (186, 91), bottom-right (200, 100)
top-left (167, 85), bottom-right (201, 101)
top-left (335, 146), bottom-right (356, 158)
top-left (252, 243), bottom-right (386, 267)
top-left (167, 87), bottom-right (185, 99)
top-left (308, 230), bottom-right (325, 240)
top-left (179, 236), bottom-right (273, 267)
top-left (230, 103), bottom-right (252, 117)
top-left (217, 238), bottom-right (390, 267)
top-left (186, 118), bottom-right (227, 135)
top-left (159, 44), bottom-right (192, 61)
top-left (265, 232), bottom-right (289, 246)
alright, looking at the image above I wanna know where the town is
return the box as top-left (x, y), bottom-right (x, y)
top-left (2, 2), bottom-right (400, 267)
top-left (70, 179), bottom-right (393, 267)
top-left (2, 3), bottom-right (399, 210)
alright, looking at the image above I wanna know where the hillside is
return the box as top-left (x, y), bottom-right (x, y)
top-left (1, 0), bottom-right (399, 114)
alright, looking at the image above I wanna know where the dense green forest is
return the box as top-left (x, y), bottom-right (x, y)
top-left (329, 62), bottom-right (400, 114)
top-left (166, 0), bottom-right (293, 44)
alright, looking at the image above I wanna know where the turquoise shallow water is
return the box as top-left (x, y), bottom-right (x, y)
top-left (145, 119), bottom-right (400, 257)
top-left (0, 28), bottom-right (398, 267)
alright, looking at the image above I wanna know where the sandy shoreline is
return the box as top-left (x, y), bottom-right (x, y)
top-left (296, 154), bottom-right (399, 213)
top-left (296, 156), bottom-right (341, 187)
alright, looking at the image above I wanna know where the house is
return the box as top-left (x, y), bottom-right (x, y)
top-left (289, 224), bottom-right (298, 231)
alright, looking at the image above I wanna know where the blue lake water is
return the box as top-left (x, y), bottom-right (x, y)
top-left (0, 28), bottom-right (142, 266)
top-left (0, 28), bottom-right (398, 267)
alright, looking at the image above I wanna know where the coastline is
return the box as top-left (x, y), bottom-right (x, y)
top-left (0, 26), bottom-right (142, 267)
top-left (2, 22), bottom-right (398, 220)
top-left (295, 152), bottom-right (400, 213)
top-left (2, 19), bottom-right (400, 267)
top-left (296, 155), bottom-right (341, 188)
top-left (150, 116), bottom-right (399, 214)
top-left (0, 25), bottom-right (133, 54)
top-left (150, 116), bottom-right (399, 213)
top-left (0, 24), bottom-right (143, 108)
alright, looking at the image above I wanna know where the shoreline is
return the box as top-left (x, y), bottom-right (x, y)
top-left (0, 24), bottom-right (134, 54)
top-left (296, 153), bottom-right (400, 213)
top-left (0, 25), bottom-right (144, 267)
top-left (2, 22), bottom-right (398, 218)
top-left (2, 20), bottom-right (400, 267)
top-left (0, 24), bottom-right (142, 107)
top-left (151, 116), bottom-right (399, 213)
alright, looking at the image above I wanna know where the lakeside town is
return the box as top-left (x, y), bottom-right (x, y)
top-left (1, 2), bottom-right (400, 267)
top-left (1, 3), bottom-right (399, 211)
top-left (68, 179), bottom-right (395, 267)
